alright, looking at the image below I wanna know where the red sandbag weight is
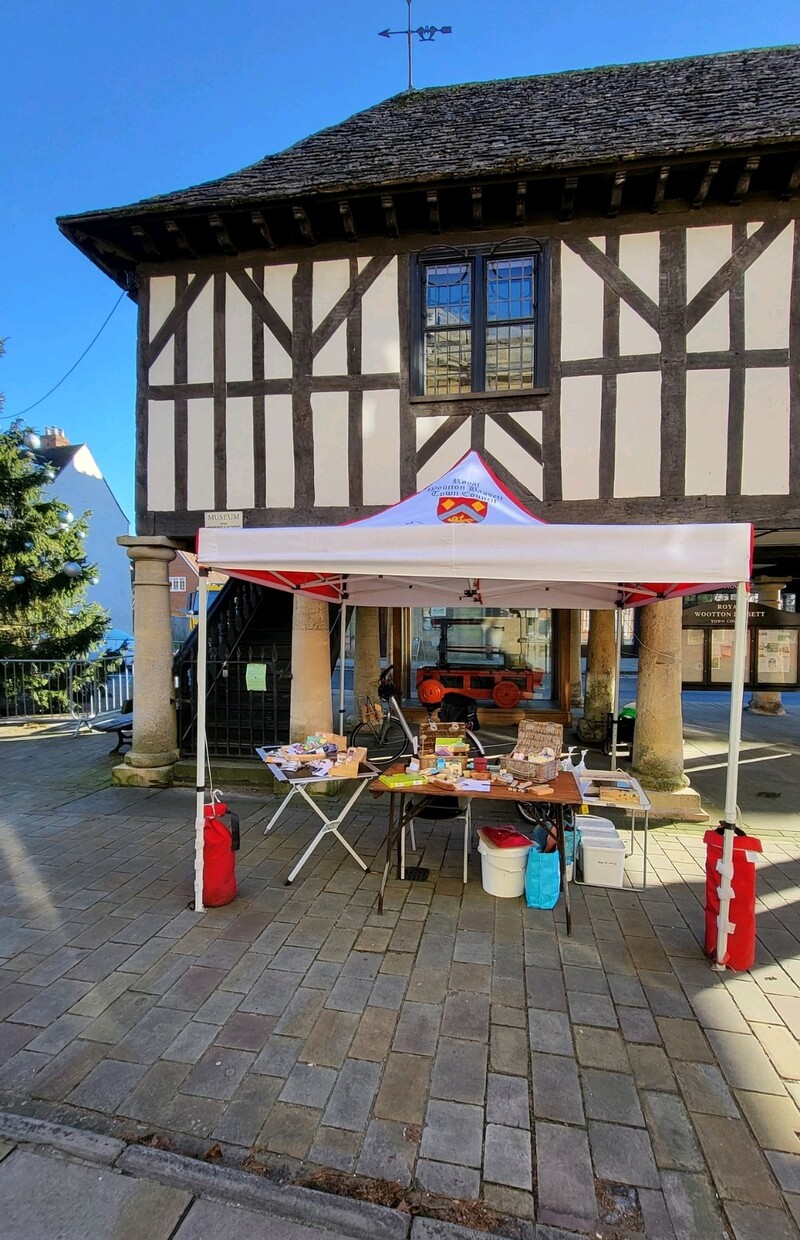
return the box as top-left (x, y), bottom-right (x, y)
top-left (203, 801), bottom-right (240, 907)
top-left (704, 827), bottom-right (762, 971)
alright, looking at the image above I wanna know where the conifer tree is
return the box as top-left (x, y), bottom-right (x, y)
top-left (0, 418), bottom-right (107, 659)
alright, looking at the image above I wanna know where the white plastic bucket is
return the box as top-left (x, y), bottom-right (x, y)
top-left (477, 831), bottom-right (532, 898)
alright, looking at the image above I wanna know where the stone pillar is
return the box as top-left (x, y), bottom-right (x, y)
top-left (577, 610), bottom-right (615, 743)
top-left (748, 578), bottom-right (788, 716)
top-left (353, 607), bottom-right (381, 726)
top-left (569, 610), bottom-right (584, 709)
top-left (290, 596), bottom-right (333, 740)
top-left (114, 536), bottom-right (182, 787)
top-left (633, 598), bottom-right (687, 791)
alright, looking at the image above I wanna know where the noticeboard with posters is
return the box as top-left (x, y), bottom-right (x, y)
top-left (681, 599), bottom-right (800, 690)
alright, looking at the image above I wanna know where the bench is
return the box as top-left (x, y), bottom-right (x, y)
top-left (90, 699), bottom-right (133, 754)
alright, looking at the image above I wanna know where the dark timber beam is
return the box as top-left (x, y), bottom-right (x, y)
top-left (292, 206), bottom-right (315, 244)
top-left (516, 182), bottom-right (527, 226)
top-left (730, 156), bottom-right (760, 206)
top-left (780, 156), bottom-right (800, 201)
top-left (427, 190), bottom-right (441, 233)
top-left (164, 220), bottom-right (194, 257)
top-left (250, 211), bottom-right (276, 250)
top-left (131, 224), bottom-right (160, 260)
top-left (692, 160), bottom-right (720, 209)
top-left (208, 214), bottom-right (237, 255)
top-left (651, 166), bottom-right (670, 213)
top-left (559, 176), bottom-right (578, 222)
top-left (381, 195), bottom-right (399, 237)
top-left (607, 171), bottom-right (626, 218)
top-left (338, 200), bottom-right (357, 241)
top-left (471, 186), bottom-right (483, 230)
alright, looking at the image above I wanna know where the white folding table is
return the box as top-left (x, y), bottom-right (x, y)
top-left (257, 751), bottom-right (379, 886)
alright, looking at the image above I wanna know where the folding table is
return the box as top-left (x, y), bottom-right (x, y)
top-left (258, 754), bottom-right (379, 886)
top-left (369, 768), bottom-right (582, 930)
top-left (578, 769), bottom-right (651, 890)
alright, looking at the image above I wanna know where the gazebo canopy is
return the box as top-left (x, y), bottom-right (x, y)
top-left (196, 452), bottom-right (752, 607)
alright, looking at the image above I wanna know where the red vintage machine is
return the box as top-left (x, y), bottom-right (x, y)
top-left (416, 616), bottom-right (544, 708)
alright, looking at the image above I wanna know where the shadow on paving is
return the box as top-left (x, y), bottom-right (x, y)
top-left (0, 723), bottom-right (799, 1238)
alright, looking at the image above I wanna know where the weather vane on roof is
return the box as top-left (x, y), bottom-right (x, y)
top-left (379, 0), bottom-right (452, 93)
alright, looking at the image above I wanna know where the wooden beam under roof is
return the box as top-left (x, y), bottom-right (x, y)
top-left (515, 182), bottom-right (527, 226)
top-left (607, 170), bottom-right (626, 218)
top-left (780, 155), bottom-right (800, 200)
top-left (208, 214), bottom-right (237, 254)
top-left (730, 156), bottom-right (760, 206)
top-left (692, 160), bottom-right (720, 208)
top-left (292, 205), bottom-right (315, 244)
top-left (339, 200), bottom-right (357, 241)
top-left (381, 194), bottom-right (399, 237)
top-left (471, 186), bottom-right (483, 229)
top-left (559, 176), bottom-right (578, 222)
top-left (651, 166), bottom-right (670, 213)
top-left (164, 219), bottom-right (195, 257)
top-left (131, 224), bottom-right (160, 260)
top-left (250, 211), bottom-right (276, 249)
top-left (427, 189), bottom-right (441, 233)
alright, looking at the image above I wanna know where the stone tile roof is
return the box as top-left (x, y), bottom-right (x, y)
top-left (61, 45), bottom-right (800, 223)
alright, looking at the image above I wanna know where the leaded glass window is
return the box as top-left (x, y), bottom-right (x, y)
top-left (415, 246), bottom-right (544, 396)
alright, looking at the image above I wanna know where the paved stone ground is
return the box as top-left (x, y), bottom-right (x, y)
top-left (1, 714), bottom-right (800, 1238)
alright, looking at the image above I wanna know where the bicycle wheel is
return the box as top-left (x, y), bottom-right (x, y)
top-left (350, 719), bottom-right (409, 764)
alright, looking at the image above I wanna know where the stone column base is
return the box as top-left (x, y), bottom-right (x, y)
top-left (113, 762), bottom-right (175, 788)
top-left (642, 784), bottom-right (709, 823)
top-left (747, 697), bottom-right (786, 716)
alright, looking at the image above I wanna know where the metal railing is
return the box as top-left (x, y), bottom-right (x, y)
top-left (0, 658), bottom-right (134, 724)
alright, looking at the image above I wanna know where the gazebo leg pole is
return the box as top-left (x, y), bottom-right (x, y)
top-left (338, 600), bottom-right (347, 738)
top-left (611, 605), bottom-right (623, 769)
top-left (193, 570), bottom-right (208, 913)
top-left (713, 580), bottom-right (748, 970)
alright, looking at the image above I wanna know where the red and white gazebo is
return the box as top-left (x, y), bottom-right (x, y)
top-left (195, 452), bottom-right (753, 967)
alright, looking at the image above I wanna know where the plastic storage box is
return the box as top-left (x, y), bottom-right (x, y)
top-left (580, 834), bottom-right (626, 888)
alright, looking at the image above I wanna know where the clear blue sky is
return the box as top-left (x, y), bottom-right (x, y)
top-left (2, 0), bottom-right (796, 523)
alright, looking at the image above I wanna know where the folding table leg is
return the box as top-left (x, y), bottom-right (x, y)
top-left (285, 825), bottom-right (330, 885)
top-left (262, 786), bottom-right (298, 835)
top-left (556, 804), bottom-right (572, 935)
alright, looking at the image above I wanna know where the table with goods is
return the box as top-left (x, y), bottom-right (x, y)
top-left (368, 720), bottom-right (582, 930)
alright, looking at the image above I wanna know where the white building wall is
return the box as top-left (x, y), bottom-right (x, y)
top-left (45, 447), bottom-right (132, 631)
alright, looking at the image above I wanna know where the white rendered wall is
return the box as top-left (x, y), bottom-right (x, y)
top-left (45, 447), bottom-right (132, 631)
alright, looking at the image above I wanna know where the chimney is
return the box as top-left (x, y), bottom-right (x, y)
top-left (40, 427), bottom-right (70, 448)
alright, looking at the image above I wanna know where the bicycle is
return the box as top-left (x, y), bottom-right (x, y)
top-left (349, 665), bottom-right (485, 764)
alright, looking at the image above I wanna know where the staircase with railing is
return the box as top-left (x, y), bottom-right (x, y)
top-left (174, 579), bottom-right (293, 759)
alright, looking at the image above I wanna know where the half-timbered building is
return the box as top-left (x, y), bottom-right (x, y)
top-left (59, 45), bottom-right (800, 786)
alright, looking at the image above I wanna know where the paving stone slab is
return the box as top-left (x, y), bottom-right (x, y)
top-left (735, 1089), bottom-right (800, 1154)
top-left (487, 1072), bottom-right (531, 1130)
top-left (638, 1187), bottom-right (677, 1240)
top-left (0, 1148), bottom-right (190, 1240)
top-left (588, 1121), bottom-right (660, 1187)
top-left (535, 1121), bottom-right (596, 1221)
top-left (375, 1052), bottom-right (432, 1125)
top-left (431, 1038), bottom-right (487, 1105)
top-left (573, 1027), bottom-right (630, 1072)
top-left (530, 1054), bottom-right (583, 1126)
top-left (323, 1057), bottom-right (382, 1131)
top-left (642, 1090), bottom-right (705, 1171)
top-left (421, 1100), bottom-right (484, 1169)
top-left (484, 1123), bottom-right (532, 1190)
top-left (528, 1009), bottom-right (573, 1058)
top-left (308, 1125), bottom-right (362, 1173)
top-left (765, 1150), bottom-right (800, 1194)
top-left (582, 1068), bottom-right (644, 1126)
top-left (618, 1005), bottom-right (662, 1044)
top-left (279, 1061), bottom-right (338, 1109)
top-left (694, 1113), bottom-right (783, 1206)
top-left (707, 1029), bottom-right (787, 1095)
top-left (723, 1201), bottom-right (800, 1240)
top-left (567, 992), bottom-right (618, 1028)
top-left (441, 992), bottom-right (490, 1042)
top-left (674, 1061), bottom-right (740, 1118)
top-left (393, 1003), bottom-right (442, 1057)
top-left (415, 1157), bottom-right (480, 1200)
top-left (660, 1170), bottom-right (733, 1239)
top-left (357, 1118), bottom-right (416, 1186)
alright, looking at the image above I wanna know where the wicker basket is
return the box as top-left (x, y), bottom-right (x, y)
top-left (418, 720), bottom-right (468, 766)
top-left (506, 721), bottom-right (563, 784)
